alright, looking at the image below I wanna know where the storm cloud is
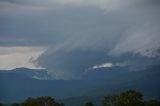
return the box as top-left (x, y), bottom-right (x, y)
top-left (0, 0), bottom-right (160, 79)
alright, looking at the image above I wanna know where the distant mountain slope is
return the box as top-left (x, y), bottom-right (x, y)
top-left (0, 74), bottom-right (102, 103)
top-left (0, 68), bottom-right (53, 80)
top-left (0, 66), bottom-right (160, 104)
top-left (87, 67), bottom-right (160, 98)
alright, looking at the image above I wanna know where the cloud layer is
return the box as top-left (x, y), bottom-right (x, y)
top-left (0, 46), bottom-right (46, 70)
top-left (0, 0), bottom-right (160, 79)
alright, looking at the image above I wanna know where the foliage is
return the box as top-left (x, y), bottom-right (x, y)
top-left (11, 103), bottom-right (21, 106)
top-left (144, 100), bottom-right (160, 106)
top-left (22, 96), bottom-right (64, 106)
top-left (85, 101), bottom-right (94, 106)
top-left (10, 96), bottom-right (64, 106)
top-left (102, 90), bottom-right (145, 106)
top-left (0, 103), bottom-right (5, 106)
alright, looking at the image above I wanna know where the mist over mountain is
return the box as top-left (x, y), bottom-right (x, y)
top-left (0, 67), bottom-right (53, 80)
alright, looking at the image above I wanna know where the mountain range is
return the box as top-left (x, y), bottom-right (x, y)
top-left (0, 65), bottom-right (160, 105)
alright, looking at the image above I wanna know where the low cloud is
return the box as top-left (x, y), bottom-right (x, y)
top-left (91, 62), bottom-right (130, 70)
top-left (92, 63), bottom-right (113, 69)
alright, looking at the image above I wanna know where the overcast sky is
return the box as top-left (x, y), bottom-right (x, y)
top-left (0, 0), bottom-right (160, 79)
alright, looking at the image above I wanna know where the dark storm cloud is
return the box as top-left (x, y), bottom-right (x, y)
top-left (0, 0), bottom-right (48, 5)
top-left (0, 0), bottom-right (160, 79)
top-left (0, 2), bottom-right (127, 46)
top-left (36, 0), bottom-right (160, 79)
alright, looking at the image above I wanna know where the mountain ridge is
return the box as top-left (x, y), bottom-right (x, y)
top-left (0, 65), bottom-right (160, 104)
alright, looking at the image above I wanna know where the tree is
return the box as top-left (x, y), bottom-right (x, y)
top-left (21, 97), bottom-right (38, 106)
top-left (85, 102), bottom-right (94, 106)
top-left (145, 100), bottom-right (160, 106)
top-left (102, 95), bottom-right (118, 106)
top-left (21, 96), bottom-right (63, 106)
top-left (0, 103), bottom-right (5, 106)
top-left (116, 90), bottom-right (144, 106)
top-left (11, 103), bottom-right (21, 106)
top-left (102, 90), bottom-right (144, 106)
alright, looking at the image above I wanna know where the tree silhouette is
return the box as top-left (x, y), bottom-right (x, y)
top-left (0, 103), bottom-right (5, 106)
top-left (11, 103), bottom-right (21, 106)
top-left (102, 90), bottom-right (144, 106)
top-left (102, 95), bottom-right (118, 106)
top-left (145, 100), bottom-right (160, 106)
top-left (21, 96), bottom-right (63, 106)
top-left (85, 102), bottom-right (94, 106)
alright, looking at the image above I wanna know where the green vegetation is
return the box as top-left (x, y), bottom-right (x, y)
top-left (0, 90), bottom-right (160, 106)
top-left (1, 96), bottom-right (64, 106)
top-left (0, 103), bottom-right (5, 106)
top-left (21, 96), bottom-right (64, 106)
top-left (145, 100), bottom-right (160, 106)
top-left (102, 90), bottom-right (160, 106)
top-left (85, 102), bottom-right (94, 106)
